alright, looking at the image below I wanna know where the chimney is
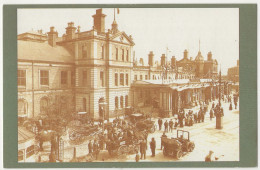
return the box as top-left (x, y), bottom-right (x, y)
top-left (148, 51), bottom-right (154, 67)
top-left (207, 52), bottom-right (213, 61)
top-left (139, 58), bottom-right (144, 66)
top-left (161, 54), bottom-right (166, 66)
top-left (184, 49), bottom-right (188, 59)
top-left (65, 22), bottom-right (76, 40)
top-left (171, 56), bottom-right (176, 67)
top-left (47, 26), bottom-right (58, 47)
top-left (92, 9), bottom-right (106, 33)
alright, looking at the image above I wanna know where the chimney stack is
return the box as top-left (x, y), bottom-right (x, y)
top-left (139, 58), bottom-right (144, 66)
top-left (184, 49), bottom-right (188, 59)
top-left (47, 26), bottom-right (58, 47)
top-left (171, 56), bottom-right (176, 68)
top-left (148, 51), bottom-right (154, 67)
top-left (65, 22), bottom-right (76, 40)
top-left (161, 54), bottom-right (166, 66)
top-left (92, 9), bottom-right (106, 33)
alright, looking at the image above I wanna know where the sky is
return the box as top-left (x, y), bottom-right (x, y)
top-left (18, 8), bottom-right (239, 75)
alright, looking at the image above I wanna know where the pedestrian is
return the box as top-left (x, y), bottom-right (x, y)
top-left (229, 103), bottom-right (233, 110)
top-left (235, 102), bottom-right (237, 109)
top-left (135, 151), bottom-right (140, 162)
top-left (210, 109), bottom-right (214, 120)
top-left (197, 111), bottom-right (201, 123)
top-left (88, 140), bottom-right (93, 154)
top-left (140, 140), bottom-right (147, 160)
top-left (150, 137), bottom-right (156, 157)
top-left (205, 150), bottom-right (214, 162)
top-left (164, 120), bottom-right (169, 132)
top-left (93, 140), bottom-right (99, 160)
top-left (158, 118), bottom-right (162, 131)
top-left (194, 112), bottom-right (197, 123)
top-left (212, 102), bottom-right (215, 109)
top-left (161, 132), bottom-right (167, 150)
top-left (169, 119), bottom-right (173, 132)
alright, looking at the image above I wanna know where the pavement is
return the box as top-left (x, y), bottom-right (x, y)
top-left (38, 98), bottom-right (239, 162)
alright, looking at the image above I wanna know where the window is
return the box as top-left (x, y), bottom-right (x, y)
top-left (82, 46), bottom-right (87, 58)
top-left (83, 98), bottom-right (86, 112)
top-left (116, 48), bottom-right (118, 60)
top-left (126, 50), bottom-right (129, 61)
top-left (100, 71), bottom-right (104, 87)
top-left (40, 70), bottom-right (49, 86)
top-left (115, 97), bottom-right (118, 109)
top-left (101, 45), bottom-right (105, 59)
top-left (125, 74), bottom-right (129, 86)
top-left (40, 97), bottom-right (48, 115)
top-left (134, 75), bottom-right (137, 81)
top-left (71, 71), bottom-right (75, 86)
top-left (115, 73), bottom-right (118, 86)
top-left (26, 145), bottom-right (34, 158)
top-left (61, 71), bottom-right (68, 85)
top-left (125, 95), bottom-right (128, 107)
top-left (145, 75), bottom-right (148, 80)
top-left (83, 71), bottom-right (88, 86)
top-left (18, 99), bottom-right (27, 116)
top-left (18, 70), bottom-right (26, 86)
top-left (122, 49), bottom-right (124, 61)
top-left (120, 73), bottom-right (124, 86)
top-left (140, 75), bottom-right (143, 80)
top-left (120, 96), bottom-right (123, 108)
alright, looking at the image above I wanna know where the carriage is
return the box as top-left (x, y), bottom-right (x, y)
top-left (127, 113), bottom-right (156, 133)
top-left (162, 130), bottom-right (195, 159)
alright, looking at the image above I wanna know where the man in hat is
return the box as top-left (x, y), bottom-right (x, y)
top-left (164, 120), bottom-right (169, 132)
top-left (158, 118), bottom-right (163, 131)
top-left (150, 137), bottom-right (156, 157)
top-left (161, 132), bottom-right (167, 150)
top-left (140, 139), bottom-right (147, 160)
top-left (169, 119), bottom-right (174, 132)
top-left (88, 140), bottom-right (93, 154)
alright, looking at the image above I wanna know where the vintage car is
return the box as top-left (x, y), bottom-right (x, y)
top-left (162, 130), bottom-right (195, 159)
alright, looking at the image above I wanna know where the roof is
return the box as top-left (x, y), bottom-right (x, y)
top-left (18, 126), bottom-right (35, 144)
top-left (18, 40), bottom-right (74, 63)
top-left (195, 51), bottom-right (204, 62)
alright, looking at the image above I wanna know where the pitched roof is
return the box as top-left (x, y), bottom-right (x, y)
top-left (18, 40), bottom-right (74, 63)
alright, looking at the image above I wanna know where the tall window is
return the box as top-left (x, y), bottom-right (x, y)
top-left (18, 70), bottom-right (26, 86)
top-left (83, 98), bottom-right (86, 112)
top-left (140, 75), bottom-right (143, 80)
top-left (120, 73), bottom-right (124, 86)
top-left (125, 95), bottom-right (128, 107)
top-left (100, 71), bottom-right (104, 87)
top-left (116, 48), bottom-right (118, 60)
top-left (40, 70), bottom-right (49, 86)
top-left (101, 45), bottom-right (105, 59)
top-left (122, 49), bottom-right (124, 61)
top-left (145, 75), bottom-right (148, 80)
top-left (83, 71), bottom-right (88, 86)
top-left (82, 46), bottom-right (87, 58)
top-left (126, 50), bottom-right (129, 61)
top-left (61, 71), bottom-right (68, 85)
top-left (120, 96), bottom-right (124, 108)
top-left (115, 97), bottom-right (118, 109)
top-left (125, 74), bottom-right (129, 86)
top-left (40, 97), bottom-right (48, 115)
top-left (71, 71), bottom-right (75, 86)
top-left (134, 75), bottom-right (137, 81)
top-left (115, 73), bottom-right (118, 86)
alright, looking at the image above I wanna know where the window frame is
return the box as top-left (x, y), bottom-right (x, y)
top-left (18, 69), bottom-right (26, 87)
top-left (120, 73), bottom-right (124, 86)
top-left (125, 73), bottom-right (129, 86)
top-left (115, 73), bottom-right (118, 86)
top-left (61, 70), bottom-right (68, 85)
top-left (100, 71), bottom-right (104, 87)
top-left (40, 70), bottom-right (49, 86)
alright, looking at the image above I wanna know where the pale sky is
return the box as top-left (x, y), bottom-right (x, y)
top-left (18, 8), bottom-right (239, 75)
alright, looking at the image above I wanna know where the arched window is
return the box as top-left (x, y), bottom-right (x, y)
top-left (115, 97), bottom-right (118, 109)
top-left (40, 97), bottom-right (48, 115)
top-left (125, 95), bottom-right (128, 107)
top-left (120, 96), bottom-right (124, 108)
top-left (83, 98), bottom-right (86, 112)
top-left (18, 99), bottom-right (27, 117)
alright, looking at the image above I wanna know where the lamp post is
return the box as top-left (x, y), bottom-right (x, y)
top-left (99, 100), bottom-right (107, 135)
top-left (216, 69), bottom-right (223, 129)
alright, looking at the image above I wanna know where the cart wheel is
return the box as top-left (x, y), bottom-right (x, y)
top-left (188, 143), bottom-right (195, 152)
top-left (176, 150), bottom-right (183, 159)
top-left (118, 145), bottom-right (128, 155)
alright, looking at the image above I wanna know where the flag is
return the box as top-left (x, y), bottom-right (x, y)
top-left (117, 8), bottom-right (120, 14)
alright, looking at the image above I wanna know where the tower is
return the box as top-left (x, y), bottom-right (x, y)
top-left (92, 8), bottom-right (106, 33)
top-left (161, 54), bottom-right (166, 67)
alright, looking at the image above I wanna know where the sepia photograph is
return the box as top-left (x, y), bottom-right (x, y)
top-left (17, 8), bottom-right (240, 163)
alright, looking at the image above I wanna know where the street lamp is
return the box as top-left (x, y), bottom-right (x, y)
top-left (99, 100), bottom-right (107, 135)
top-left (216, 69), bottom-right (223, 129)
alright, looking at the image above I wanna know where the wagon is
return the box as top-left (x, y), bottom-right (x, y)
top-left (127, 113), bottom-right (156, 133)
top-left (69, 124), bottom-right (100, 141)
top-left (106, 138), bottom-right (139, 156)
top-left (162, 130), bottom-right (195, 159)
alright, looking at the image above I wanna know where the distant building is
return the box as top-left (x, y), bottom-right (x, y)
top-left (227, 60), bottom-right (239, 82)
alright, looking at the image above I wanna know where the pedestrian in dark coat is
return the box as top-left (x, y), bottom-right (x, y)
top-left (140, 140), bottom-right (147, 159)
top-left (88, 140), bottom-right (93, 154)
top-left (229, 103), bottom-right (233, 110)
top-left (150, 138), bottom-right (156, 157)
top-left (210, 109), bottom-right (214, 120)
top-left (161, 132), bottom-right (167, 150)
top-left (169, 119), bottom-right (173, 132)
top-left (194, 113), bottom-right (197, 123)
top-left (158, 118), bottom-right (162, 131)
top-left (164, 120), bottom-right (169, 132)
